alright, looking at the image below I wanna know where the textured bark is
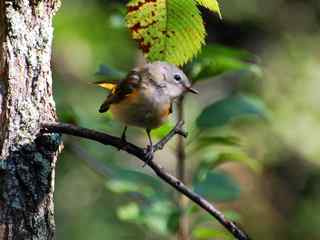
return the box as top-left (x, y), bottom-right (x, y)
top-left (0, 1), bottom-right (61, 239)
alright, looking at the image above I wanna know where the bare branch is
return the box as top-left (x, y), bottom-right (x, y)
top-left (41, 122), bottom-right (250, 240)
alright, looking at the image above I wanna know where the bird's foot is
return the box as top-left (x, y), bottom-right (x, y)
top-left (143, 145), bottom-right (154, 167)
top-left (118, 135), bottom-right (127, 151)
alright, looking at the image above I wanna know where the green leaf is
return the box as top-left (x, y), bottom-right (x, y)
top-left (195, 0), bottom-right (222, 18)
top-left (192, 135), bottom-right (241, 153)
top-left (217, 150), bottom-right (262, 173)
top-left (192, 227), bottom-right (232, 240)
top-left (196, 95), bottom-right (269, 129)
top-left (151, 121), bottom-right (174, 140)
top-left (117, 199), bottom-right (178, 235)
top-left (126, 0), bottom-right (221, 66)
top-left (141, 200), bottom-right (175, 234)
top-left (166, 208), bottom-right (181, 234)
top-left (185, 44), bottom-right (258, 81)
top-left (193, 171), bottom-right (240, 202)
top-left (105, 168), bottom-right (165, 197)
top-left (195, 146), bottom-right (261, 173)
top-left (117, 202), bottom-right (140, 221)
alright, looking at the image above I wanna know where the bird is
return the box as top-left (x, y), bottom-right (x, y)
top-left (95, 61), bottom-right (198, 160)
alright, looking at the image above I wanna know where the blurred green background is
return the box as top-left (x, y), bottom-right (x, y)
top-left (52, 0), bottom-right (320, 239)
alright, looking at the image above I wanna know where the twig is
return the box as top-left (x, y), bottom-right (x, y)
top-left (41, 121), bottom-right (251, 240)
top-left (153, 120), bottom-right (187, 152)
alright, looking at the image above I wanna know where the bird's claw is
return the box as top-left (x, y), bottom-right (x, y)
top-left (118, 136), bottom-right (127, 151)
top-left (143, 145), bottom-right (154, 167)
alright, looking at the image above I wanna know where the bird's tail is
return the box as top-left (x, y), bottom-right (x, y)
top-left (99, 100), bottom-right (110, 113)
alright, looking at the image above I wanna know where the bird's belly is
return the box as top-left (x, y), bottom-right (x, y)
top-left (110, 96), bottom-right (170, 129)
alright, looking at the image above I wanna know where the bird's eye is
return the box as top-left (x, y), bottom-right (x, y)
top-left (174, 74), bottom-right (182, 82)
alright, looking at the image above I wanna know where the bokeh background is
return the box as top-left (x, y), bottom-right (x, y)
top-left (52, 0), bottom-right (320, 239)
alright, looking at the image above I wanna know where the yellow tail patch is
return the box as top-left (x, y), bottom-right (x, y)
top-left (96, 82), bottom-right (116, 91)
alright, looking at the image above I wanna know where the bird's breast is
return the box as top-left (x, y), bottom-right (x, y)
top-left (110, 88), bottom-right (171, 129)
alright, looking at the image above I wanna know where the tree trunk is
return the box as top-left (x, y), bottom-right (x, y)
top-left (0, 1), bottom-right (61, 239)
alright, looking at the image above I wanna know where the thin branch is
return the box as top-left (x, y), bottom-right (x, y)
top-left (153, 120), bottom-right (187, 152)
top-left (41, 121), bottom-right (251, 240)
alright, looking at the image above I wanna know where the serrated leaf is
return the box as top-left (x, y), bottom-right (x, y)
top-left (193, 171), bottom-right (240, 202)
top-left (196, 95), bottom-right (269, 129)
top-left (195, 0), bottom-right (222, 18)
top-left (126, 0), bottom-right (209, 65)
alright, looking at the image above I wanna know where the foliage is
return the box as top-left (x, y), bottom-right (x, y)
top-left (196, 94), bottom-right (268, 129)
top-left (95, 43), bottom-right (267, 238)
top-left (126, 0), bottom-right (221, 65)
top-left (193, 171), bottom-right (240, 202)
top-left (185, 44), bottom-right (259, 82)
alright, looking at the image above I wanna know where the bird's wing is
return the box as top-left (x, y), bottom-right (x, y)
top-left (98, 70), bottom-right (141, 113)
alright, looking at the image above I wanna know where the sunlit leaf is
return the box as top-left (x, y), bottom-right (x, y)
top-left (193, 171), bottom-right (240, 202)
top-left (196, 95), bottom-right (269, 129)
top-left (195, 0), bottom-right (222, 18)
top-left (126, 0), bottom-right (221, 65)
top-left (151, 121), bottom-right (174, 140)
top-left (117, 202), bottom-right (140, 221)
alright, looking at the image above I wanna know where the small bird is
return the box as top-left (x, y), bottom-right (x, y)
top-left (96, 61), bottom-right (198, 159)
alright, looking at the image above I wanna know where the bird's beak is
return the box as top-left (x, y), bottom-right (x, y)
top-left (185, 85), bottom-right (199, 94)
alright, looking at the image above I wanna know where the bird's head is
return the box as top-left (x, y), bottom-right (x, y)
top-left (146, 61), bottom-right (198, 99)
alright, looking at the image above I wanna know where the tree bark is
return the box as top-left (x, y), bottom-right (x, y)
top-left (0, 1), bottom-right (61, 239)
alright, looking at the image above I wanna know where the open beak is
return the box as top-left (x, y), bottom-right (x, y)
top-left (185, 85), bottom-right (199, 94)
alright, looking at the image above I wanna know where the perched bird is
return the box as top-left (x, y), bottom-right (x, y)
top-left (96, 61), bottom-right (198, 159)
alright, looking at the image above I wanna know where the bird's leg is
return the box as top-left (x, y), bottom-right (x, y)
top-left (118, 126), bottom-right (128, 151)
top-left (144, 128), bottom-right (154, 164)
top-left (121, 126), bottom-right (128, 142)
